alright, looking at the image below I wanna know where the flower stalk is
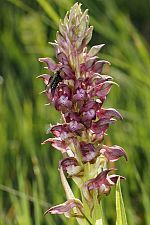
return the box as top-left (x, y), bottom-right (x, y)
top-left (38, 3), bottom-right (127, 225)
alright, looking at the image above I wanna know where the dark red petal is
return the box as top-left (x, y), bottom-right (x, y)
top-left (100, 145), bottom-right (128, 162)
top-left (87, 169), bottom-right (113, 190)
top-left (97, 108), bottom-right (123, 120)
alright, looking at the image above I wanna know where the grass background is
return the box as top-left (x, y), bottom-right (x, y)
top-left (0, 0), bottom-right (150, 224)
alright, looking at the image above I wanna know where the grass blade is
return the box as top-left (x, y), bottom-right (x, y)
top-left (116, 178), bottom-right (128, 225)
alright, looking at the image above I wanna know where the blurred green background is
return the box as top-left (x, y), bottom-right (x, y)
top-left (0, 0), bottom-right (150, 225)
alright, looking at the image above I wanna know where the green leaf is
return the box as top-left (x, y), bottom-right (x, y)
top-left (116, 178), bottom-right (128, 225)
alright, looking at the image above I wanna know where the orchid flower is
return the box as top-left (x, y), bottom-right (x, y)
top-left (38, 3), bottom-right (127, 225)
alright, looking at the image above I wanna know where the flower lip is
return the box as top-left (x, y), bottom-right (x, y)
top-left (68, 121), bottom-right (85, 133)
top-left (59, 157), bottom-right (82, 176)
top-left (80, 142), bottom-right (97, 163)
top-left (82, 108), bottom-right (96, 121)
top-left (73, 88), bottom-right (87, 102)
top-left (55, 95), bottom-right (72, 113)
top-left (59, 157), bottom-right (78, 170)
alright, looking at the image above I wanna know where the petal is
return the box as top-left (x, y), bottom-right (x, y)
top-left (56, 32), bottom-right (69, 52)
top-left (80, 100), bottom-right (99, 113)
top-left (92, 74), bottom-right (112, 85)
top-left (80, 56), bottom-right (97, 72)
top-left (44, 199), bottom-right (83, 217)
top-left (38, 57), bottom-right (58, 72)
top-left (95, 81), bottom-right (113, 98)
top-left (91, 118), bottom-right (115, 134)
top-left (92, 60), bottom-right (110, 74)
top-left (42, 138), bottom-right (68, 153)
top-left (49, 124), bottom-right (66, 137)
top-left (88, 44), bottom-right (105, 57)
top-left (55, 84), bottom-right (72, 98)
top-left (91, 123), bottom-right (109, 135)
top-left (62, 65), bottom-right (75, 80)
top-left (100, 145), bottom-right (128, 162)
top-left (57, 52), bottom-right (68, 64)
top-left (87, 169), bottom-right (113, 191)
top-left (82, 169), bottom-right (114, 201)
top-left (48, 124), bottom-right (72, 140)
top-left (79, 26), bottom-right (93, 50)
top-left (97, 108), bottom-right (123, 120)
top-left (60, 157), bottom-right (78, 169)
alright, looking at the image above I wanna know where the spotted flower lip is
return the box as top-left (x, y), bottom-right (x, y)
top-left (80, 142), bottom-right (97, 163)
top-left (59, 157), bottom-right (82, 176)
top-left (55, 95), bottom-right (72, 113)
top-left (68, 121), bottom-right (85, 133)
top-left (73, 89), bottom-right (87, 102)
top-left (44, 199), bottom-right (83, 218)
top-left (59, 157), bottom-right (78, 169)
top-left (100, 145), bottom-right (128, 162)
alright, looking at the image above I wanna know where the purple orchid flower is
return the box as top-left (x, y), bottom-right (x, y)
top-left (38, 3), bottom-right (127, 222)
